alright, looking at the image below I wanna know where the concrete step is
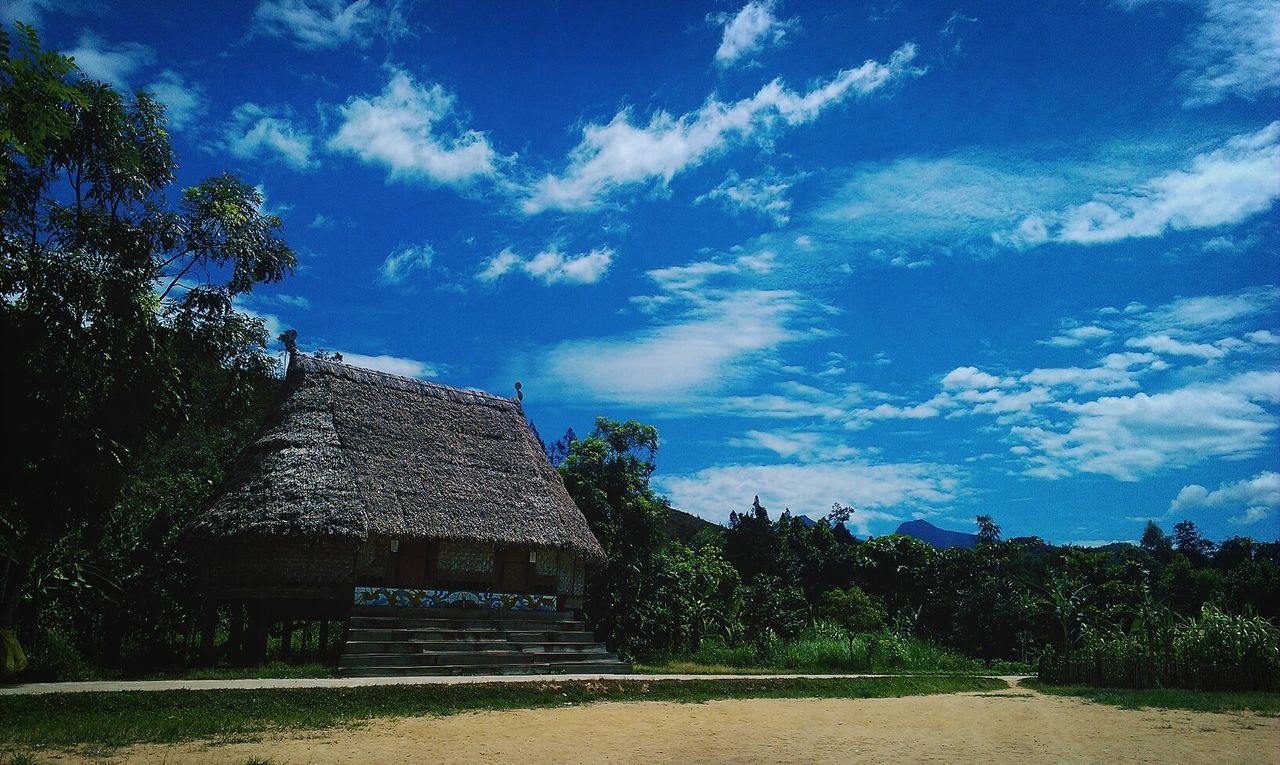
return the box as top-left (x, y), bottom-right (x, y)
top-left (337, 660), bottom-right (632, 678)
top-left (349, 617), bottom-right (586, 632)
top-left (341, 651), bottom-right (535, 668)
top-left (343, 639), bottom-right (607, 655)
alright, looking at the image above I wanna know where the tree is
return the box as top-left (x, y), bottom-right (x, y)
top-left (557, 418), bottom-right (668, 658)
top-left (976, 514), bottom-right (1001, 544)
top-left (1140, 520), bottom-right (1173, 562)
top-left (1173, 520), bottom-right (1215, 566)
top-left (0, 25), bottom-right (295, 657)
top-left (819, 585), bottom-right (884, 665)
top-left (723, 496), bottom-right (781, 584)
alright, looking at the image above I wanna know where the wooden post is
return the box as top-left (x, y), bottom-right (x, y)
top-left (246, 603), bottom-right (269, 666)
top-left (228, 604), bottom-right (245, 665)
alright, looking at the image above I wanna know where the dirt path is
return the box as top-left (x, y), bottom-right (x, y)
top-left (41, 687), bottom-right (1280, 764)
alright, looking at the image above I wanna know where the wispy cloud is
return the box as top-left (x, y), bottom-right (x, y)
top-left (1121, 0), bottom-right (1280, 106)
top-left (1000, 122), bottom-right (1280, 247)
top-left (1170, 471), bottom-right (1280, 525)
top-left (710, 1), bottom-right (791, 68)
top-left (147, 70), bottom-right (206, 130)
top-left (225, 103), bottom-right (318, 171)
top-left (67, 31), bottom-right (154, 89)
top-left (329, 68), bottom-right (499, 186)
top-left (521, 288), bottom-right (819, 405)
top-left (252, 0), bottom-right (405, 50)
top-left (478, 246), bottom-right (614, 286)
top-left (378, 243), bottom-right (434, 285)
top-left (522, 43), bottom-right (923, 212)
top-left (695, 169), bottom-right (792, 226)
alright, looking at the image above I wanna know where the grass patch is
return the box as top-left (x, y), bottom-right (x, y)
top-left (138, 662), bottom-right (336, 681)
top-left (0, 676), bottom-right (1003, 749)
top-left (1022, 680), bottom-right (1280, 715)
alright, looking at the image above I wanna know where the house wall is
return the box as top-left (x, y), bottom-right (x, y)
top-left (348, 537), bottom-right (589, 609)
top-left (200, 537), bottom-right (355, 601)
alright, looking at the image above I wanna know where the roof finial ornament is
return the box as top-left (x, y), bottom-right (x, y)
top-left (278, 329), bottom-right (298, 356)
top-left (514, 381), bottom-right (523, 402)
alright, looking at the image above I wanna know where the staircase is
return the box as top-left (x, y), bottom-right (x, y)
top-left (338, 606), bottom-right (631, 677)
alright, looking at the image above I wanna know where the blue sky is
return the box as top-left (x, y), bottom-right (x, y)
top-left (19, 0), bottom-right (1279, 544)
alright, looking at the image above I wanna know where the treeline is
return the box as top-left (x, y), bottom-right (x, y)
top-left (1, 24), bottom-right (294, 678)
top-left (554, 419), bottom-right (1280, 684)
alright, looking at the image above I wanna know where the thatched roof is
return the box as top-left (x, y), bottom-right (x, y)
top-left (187, 354), bottom-right (604, 562)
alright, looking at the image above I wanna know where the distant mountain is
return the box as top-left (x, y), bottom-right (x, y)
top-left (894, 519), bottom-right (978, 549)
top-left (664, 507), bottom-right (721, 544)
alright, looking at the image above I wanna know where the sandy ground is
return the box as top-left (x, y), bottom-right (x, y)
top-left (37, 687), bottom-right (1280, 764)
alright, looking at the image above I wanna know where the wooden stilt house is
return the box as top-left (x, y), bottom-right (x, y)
top-left (184, 353), bottom-right (608, 667)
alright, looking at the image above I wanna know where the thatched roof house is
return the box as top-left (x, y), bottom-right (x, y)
top-left (188, 353), bottom-right (603, 614)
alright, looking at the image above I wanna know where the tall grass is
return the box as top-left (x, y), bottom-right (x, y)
top-left (646, 623), bottom-right (1030, 674)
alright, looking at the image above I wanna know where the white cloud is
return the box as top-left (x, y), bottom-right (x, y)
top-left (523, 43), bottom-right (923, 212)
top-left (68, 31), bottom-right (155, 89)
top-left (1040, 325), bottom-right (1113, 348)
top-left (711, 1), bottom-right (790, 68)
top-left (378, 243), bottom-right (434, 285)
top-left (644, 249), bottom-right (776, 294)
top-left (330, 351), bottom-right (440, 379)
top-left (1013, 371), bottom-right (1280, 481)
top-left (1006, 122), bottom-right (1280, 246)
top-left (1170, 471), bottom-right (1280, 525)
top-left (329, 68), bottom-right (498, 186)
top-left (225, 103), bottom-right (318, 171)
top-left (1176, 0), bottom-right (1280, 107)
top-left (941, 366), bottom-right (1010, 391)
top-left (1139, 286), bottom-right (1279, 331)
top-left (696, 170), bottom-right (792, 225)
top-left (1020, 353), bottom-right (1164, 394)
top-left (656, 459), bottom-right (961, 534)
top-left (253, 183), bottom-right (291, 218)
top-left (478, 246), bottom-right (614, 286)
top-left (819, 154), bottom-right (1077, 250)
top-left (252, 0), bottom-right (402, 50)
top-left (523, 289), bottom-right (814, 405)
top-left (147, 70), bottom-right (206, 131)
top-left (1124, 333), bottom-right (1226, 359)
top-left (728, 428), bottom-right (867, 462)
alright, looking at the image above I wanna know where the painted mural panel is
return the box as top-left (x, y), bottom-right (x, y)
top-left (353, 586), bottom-right (556, 611)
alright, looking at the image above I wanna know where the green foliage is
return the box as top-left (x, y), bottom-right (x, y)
top-left (26, 626), bottom-right (94, 681)
top-left (819, 585), bottom-right (884, 662)
top-left (1041, 605), bottom-right (1280, 691)
top-left (738, 575), bottom-right (806, 656)
top-left (558, 417), bottom-right (669, 658)
top-left (0, 24), bottom-right (293, 675)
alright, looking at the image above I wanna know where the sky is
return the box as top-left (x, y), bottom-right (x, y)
top-left (17, 0), bottom-right (1279, 545)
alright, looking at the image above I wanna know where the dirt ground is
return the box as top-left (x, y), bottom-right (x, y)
top-left (41, 687), bottom-right (1280, 764)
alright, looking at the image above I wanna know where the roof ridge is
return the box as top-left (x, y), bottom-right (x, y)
top-left (293, 354), bottom-right (517, 407)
